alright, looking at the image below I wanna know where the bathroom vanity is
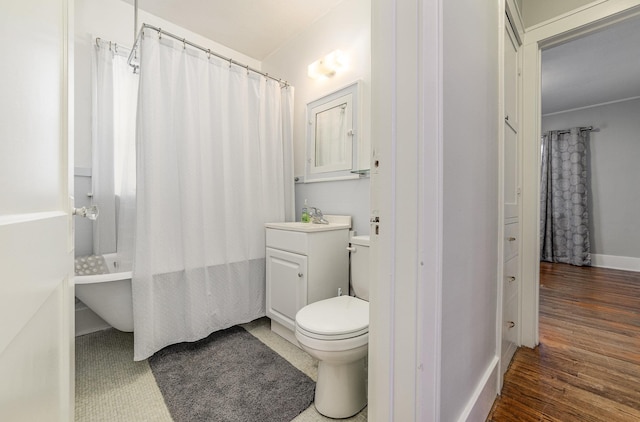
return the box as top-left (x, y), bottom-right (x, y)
top-left (265, 216), bottom-right (351, 345)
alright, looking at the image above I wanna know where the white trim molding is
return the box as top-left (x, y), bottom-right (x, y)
top-left (457, 356), bottom-right (499, 422)
top-left (370, 0), bottom-right (443, 420)
top-left (542, 95), bottom-right (640, 117)
top-left (591, 254), bottom-right (640, 272)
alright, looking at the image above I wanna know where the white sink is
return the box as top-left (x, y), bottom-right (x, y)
top-left (265, 215), bottom-right (351, 232)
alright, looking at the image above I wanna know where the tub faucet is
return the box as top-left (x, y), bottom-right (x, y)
top-left (309, 207), bottom-right (329, 224)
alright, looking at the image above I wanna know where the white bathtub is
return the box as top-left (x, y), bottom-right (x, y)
top-left (74, 253), bottom-right (133, 332)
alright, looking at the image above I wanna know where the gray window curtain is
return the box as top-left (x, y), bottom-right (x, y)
top-left (540, 128), bottom-right (591, 266)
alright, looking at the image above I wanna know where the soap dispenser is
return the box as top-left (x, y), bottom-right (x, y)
top-left (301, 199), bottom-right (310, 223)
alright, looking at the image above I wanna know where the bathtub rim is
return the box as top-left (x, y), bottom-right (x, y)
top-left (74, 270), bottom-right (132, 284)
top-left (74, 252), bottom-right (132, 284)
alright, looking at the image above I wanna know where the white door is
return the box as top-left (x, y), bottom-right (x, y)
top-left (0, 0), bottom-right (74, 420)
top-left (504, 22), bottom-right (520, 219)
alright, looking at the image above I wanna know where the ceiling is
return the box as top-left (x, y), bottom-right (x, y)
top-left (541, 15), bottom-right (640, 115)
top-left (124, 1), bottom-right (639, 115)
top-left (123, 0), bottom-right (346, 60)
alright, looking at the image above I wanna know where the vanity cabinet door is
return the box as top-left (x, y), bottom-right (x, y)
top-left (266, 247), bottom-right (308, 331)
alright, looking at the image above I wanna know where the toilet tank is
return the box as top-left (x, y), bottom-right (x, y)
top-left (350, 235), bottom-right (370, 301)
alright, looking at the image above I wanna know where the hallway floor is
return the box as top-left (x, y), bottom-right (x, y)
top-left (488, 262), bottom-right (640, 421)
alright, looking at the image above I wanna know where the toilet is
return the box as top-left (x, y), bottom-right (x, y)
top-left (295, 235), bottom-right (370, 419)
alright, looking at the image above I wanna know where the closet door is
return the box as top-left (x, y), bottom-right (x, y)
top-left (500, 13), bottom-right (521, 384)
top-left (504, 22), bottom-right (520, 219)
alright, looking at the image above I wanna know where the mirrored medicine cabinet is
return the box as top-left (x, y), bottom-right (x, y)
top-left (305, 81), bottom-right (368, 182)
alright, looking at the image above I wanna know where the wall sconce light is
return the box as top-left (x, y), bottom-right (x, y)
top-left (308, 50), bottom-right (348, 79)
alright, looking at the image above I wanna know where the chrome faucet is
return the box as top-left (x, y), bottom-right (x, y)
top-left (309, 207), bottom-right (329, 224)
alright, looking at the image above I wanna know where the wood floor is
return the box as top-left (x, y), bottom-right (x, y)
top-left (488, 262), bottom-right (640, 422)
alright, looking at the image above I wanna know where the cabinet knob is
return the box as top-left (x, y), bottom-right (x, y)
top-left (508, 237), bottom-right (516, 242)
top-left (507, 276), bottom-right (516, 282)
top-left (506, 321), bottom-right (515, 329)
top-left (298, 272), bottom-right (303, 278)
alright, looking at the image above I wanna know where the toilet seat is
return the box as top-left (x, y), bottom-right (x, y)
top-left (295, 295), bottom-right (369, 341)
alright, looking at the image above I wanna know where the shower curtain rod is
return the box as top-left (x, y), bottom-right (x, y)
top-left (95, 37), bottom-right (131, 56)
top-left (127, 23), bottom-right (289, 87)
top-left (556, 126), bottom-right (595, 135)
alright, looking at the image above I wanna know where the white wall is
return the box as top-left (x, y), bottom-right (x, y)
top-left (262, 0), bottom-right (371, 235)
top-left (520, 0), bottom-right (595, 27)
top-left (441, 0), bottom-right (500, 420)
top-left (74, 0), bottom-right (261, 168)
top-left (76, 0), bottom-right (370, 235)
top-left (542, 98), bottom-right (640, 261)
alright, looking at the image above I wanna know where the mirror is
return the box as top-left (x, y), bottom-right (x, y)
top-left (315, 102), bottom-right (350, 169)
top-left (305, 81), bottom-right (363, 182)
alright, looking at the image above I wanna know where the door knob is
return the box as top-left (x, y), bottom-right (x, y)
top-left (73, 205), bottom-right (99, 220)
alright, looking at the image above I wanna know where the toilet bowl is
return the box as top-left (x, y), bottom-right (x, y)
top-left (294, 235), bottom-right (370, 419)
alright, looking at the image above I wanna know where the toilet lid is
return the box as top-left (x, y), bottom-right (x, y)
top-left (296, 295), bottom-right (369, 340)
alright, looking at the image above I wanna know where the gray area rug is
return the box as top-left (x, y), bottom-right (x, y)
top-left (148, 325), bottom-right (315, 422)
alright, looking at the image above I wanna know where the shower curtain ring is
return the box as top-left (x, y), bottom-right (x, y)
top-left (158, 28), bottom-right (162, 39)
top-left (183, 38), bottom-right (186, 49)
top-left (246, 64), bottom-right (249, 75)
top-left (228, 58), bottom-right (232, 68)
top-left (207, 49), bottom-right (211, 59)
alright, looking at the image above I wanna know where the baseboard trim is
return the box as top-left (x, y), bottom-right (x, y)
top-left (591, 254), bottom-right (640, 272)
top-left (269, 319), bottom-right (301, 348)
top-left (75, 305), bottom-right (111, 337)
top-left (457, 356), bottom-right (499, 422)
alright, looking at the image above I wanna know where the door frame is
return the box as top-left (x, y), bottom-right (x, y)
top-left (520, 0), bottom-right (640, 347)
top-left (370, 0), bottom-right (443, 420)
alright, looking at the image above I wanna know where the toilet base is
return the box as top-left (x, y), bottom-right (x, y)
top-left (314, 357), bottom-right (367, 418)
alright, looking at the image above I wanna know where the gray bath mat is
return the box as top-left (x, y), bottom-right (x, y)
top-left (148, 325), bottom-right (315, 422)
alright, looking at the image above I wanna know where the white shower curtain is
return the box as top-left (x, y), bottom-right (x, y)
top-left (132, 29), bottom-right (294, 360)
top-left (92, 40), bottom-right (138, 256)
